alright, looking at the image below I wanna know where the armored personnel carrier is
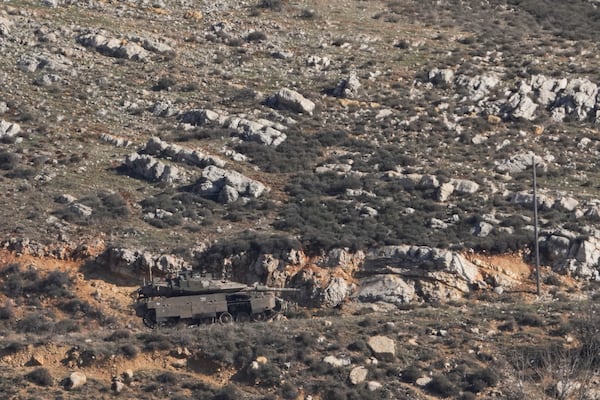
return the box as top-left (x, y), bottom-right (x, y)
top-left (135, 269), bottom-right (298, 328)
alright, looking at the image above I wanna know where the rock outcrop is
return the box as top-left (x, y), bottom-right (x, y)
top-left (77, 33), bottom-right (149, 61)
top-left (267, 88), bottom-right (315, 115)
top-left (349, 366), bottom-right (368, 385)
top-left (192, 165), bottom-right (268, 203)
top-left (122, 153), bottom-right (183, 184)
top-left (96, 247), bottom-right (190, 280)
top-left (0, 120), bottom-right (21, 139)
top-left (179, 109), bottom-right (287, 147)
top-left (142, 137), bottom-right (226, 168)
top-left (360, 245), bottom-right (485, 302)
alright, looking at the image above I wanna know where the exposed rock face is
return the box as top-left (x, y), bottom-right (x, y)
top-left (322, 277), bottom-right (351, 307)
top-left (193, 165), bottom-right (268, 203)
top-left (323, 355), bottom-right (351, 367)
top-left (361, 245), bottom-right (484, 302)
top-left (333, 71), bottom-right (361, 98)
top-left (456, 73), bottom-right (500, 102)
top-left (450, 178), bottom-right (479, 194)
top-left (97, 247), bottom-right (190, 279)
top-left (357, 275), bottom-right (416, 305)
top-left (349, 366), bottom-right (368, 385)
top-left (471, 221), bottom-right (493, 237)
top-left (0, 16), bottom-right (13, 36)
top-left (495, 152), bottom-right (546, 174)
top-left (507, 92), bottom-right (538, 121)
top-left (317, 248), bottom-right (364, 274)
top-left (178, 109), bottom-right (288, 147)
top-left (553, 78), bottom-right (598, 121)
top-left (100, 133), bottom-right (131, 147)
top-left (77, 33), bottom-right (149, 61)
top-left (428, 68), bottom-right (454, 86)
top-left (123, 153), bottom-right (183, 184)
top-left (142, 137), bottom-right (226, 168)
top-left (268, 88), bottom-right (315, 115)
top-left (554, 235), bottom-right (600, 280)
top-left (68, 202), bottom-right (93, 218)
top-left (0, 120), bottom-right (21, 139)
top-left (367, 336), bottom-right (395, 361)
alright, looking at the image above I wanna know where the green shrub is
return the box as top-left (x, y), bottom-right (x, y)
top-left (152, 76), bottom-right (176, 91)
top-left (54, 319), bottom-right (80, 334)
top-left (426, 374), bottom-right (458, 397)
top-left (213, 385), bottom-right (240, 400)
top-left (0, 151), bottom-right (17, 170)
top-left (246, 31), bottom-right (267, 42)
top-left (248, 363), bottom-right (282, 387)
top-left (156, 372), bottom-right (177, 384)
top-left (400, 365), bottom-right (422, 383)
top-left (120, 344), bottom-right (139, 359)
top-left (257, 0), bottom-right (284, 11)
top-left (25, 368), bottom-right (53, 387)
top-left (466, 368), bottom-right (498, 392)
top-left (105, 329), bottom-right (132, 341)
top-left (516, 312), bottom-right (545, 327)
top-left (347, 340), bottom-right (368, 353)
top-left (0, 305), bottom-right (14, 320)
top-left (16, 314), bottom-right (53, 333)
top-left (280, 382), bottom-right (299, 399)
top-left (6, 168), bottom-right (35, 179)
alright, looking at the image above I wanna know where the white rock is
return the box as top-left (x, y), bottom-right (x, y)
top-left (323, 355), bottom-right (351, 367)
top-left (367, 336), bottom-right (395, 360)
top-left (271, 88), bottom-right (315, 115)
top-left (367, 381), bottom-right (382, 391)
top-left (65, 372), bottom-right (87, 390)
top-left (349, 366), bottom-right (368, 385)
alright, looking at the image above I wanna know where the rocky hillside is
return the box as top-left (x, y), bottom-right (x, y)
top-left (2, 0), bottom-right (600, 306)
top-left (3, 0), bottom-right (600, 398)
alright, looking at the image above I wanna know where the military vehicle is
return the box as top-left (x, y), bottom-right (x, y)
top-left (135, 269), bottom-right (298, 328)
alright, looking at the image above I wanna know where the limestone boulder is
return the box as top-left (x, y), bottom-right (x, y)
top-left (123, 153), bottom-right (183, 184)
top-left (428, 68), bottom-right (454, 86)
top-left (142, 137), bottom-right (226, 168)
top-left (322, 277), bottom-right (352, 308)
top-left (317, 248), bottom-right (365, 273)
top-left (0, 16), bottom-right (13, 36)
top-left (324, 355), bottom-right (351, 368)
top-left (495, 152), bottom-right (546, 174)
top-left (194, 166), bottom-right (268, 200)
top-left (367, 336), bottom-right (395, 361)
top-left (268, 88), bottom-right (315, 115)
top-left (97, 247), bottom-right (189, 279)
top-left (357, 275), bottom-right (416, 305)
top-left (333, 71), bottom-right (361, 98)
top-left (450, 178), bottom-right (480, 194)
top-left (349, 366), bottom-right (368, 385)
top-left (507, 92), bottom-right (538, 120)
top-left (64, 372), bottom-right (86, 390)
top-left (0, 120), bottom-right (21, 139)
top-left (77, 33), bottom-right (149, 61)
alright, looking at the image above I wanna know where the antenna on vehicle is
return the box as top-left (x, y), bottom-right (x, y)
top-left (532, 155), bottom-right (541, 296)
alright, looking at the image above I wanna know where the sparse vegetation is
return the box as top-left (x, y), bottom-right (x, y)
top-left (25, 368), bottom-right (53, 387)
top-left (1, 0), bottom-right (600, 398)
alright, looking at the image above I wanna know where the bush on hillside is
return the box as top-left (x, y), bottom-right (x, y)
top-left (25, 368), bottom-right (53, 387)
